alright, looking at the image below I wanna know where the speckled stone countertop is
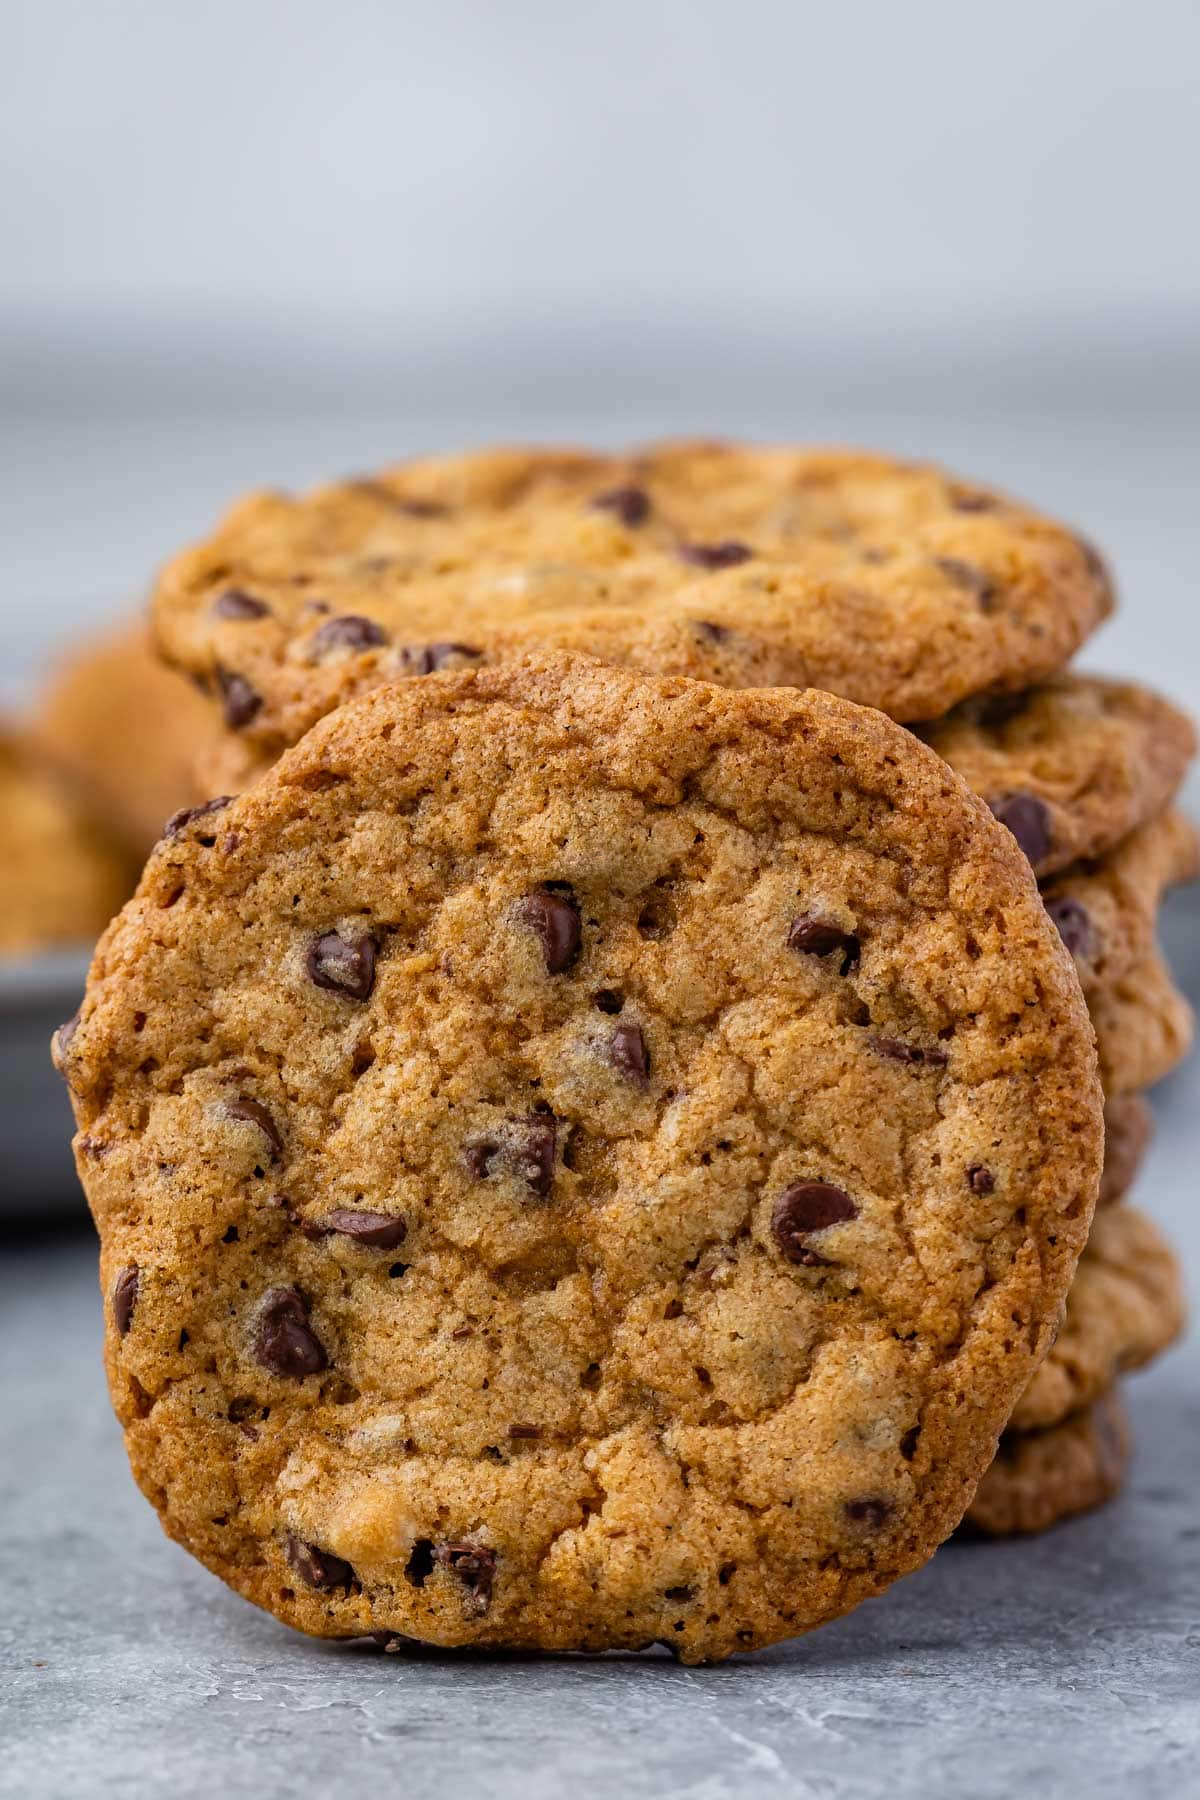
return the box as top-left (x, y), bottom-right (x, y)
top-left (1, 889), bottom-right (1196, 1800)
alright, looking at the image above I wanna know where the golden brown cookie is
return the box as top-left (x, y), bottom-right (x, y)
top-left (153, 442), bottom-right (1112, 761)
top-left (1099, 1093), bottom-right (1153, 1208)
top-left (922, 676), bottom-right (1196, 879)
top-left (1010, 1206), bottom-right (1184, 1432)
top-left (34, 621), bottom-right (219, 861)
top-left (58, 653), bottom-right (1102, 1661)
top-left (1040, 809), bottom-right (1198, 998)
top-left (966, 1389), bottom-right (1130, 1537)
top-left (0, 724), bottom-right (133, 957)
top-left (1089, 949), bottom-right (1194, 1095)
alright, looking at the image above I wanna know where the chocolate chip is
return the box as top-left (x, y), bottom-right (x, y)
top-left (591, 484), bottom-right (651, 527)
top-left (400, 642), bottom-right (484, 675)
top-left (934, 556), bottom-right (997, 611)
top-left (677, 540), bottom-right (753, 570)
top-left (967, 1164), bottom-right (996, 1196)
top-left (404, 1539), bottom-right (435, 1587)
top-left (112, 1264), bottom-right (139, 1336)
top-left (464, 1113), bottom-right (557, 1198)
top-left (591, 988), bottom-right (624, 1014)
top-left (306, 931), bottom-right (377, 1001)
top-left (868, 1035), bottom-right (949, 1068)
top-left (844, 1497), bottom-right (891, 1527)
top-left (771, 1182), bottom-right (859, 1265)
top-left (222, 1097), bottom-right (283, 1163)
top-left (254, 1287), bottom-right (327, 1378)
top-left (319, 1209), bottom-right (408, 1249)
top-left (515, 888), bottom-right (581, 974)
top-left (787, 914), bottom-right (860, 973)
top-left (987, 791), bottom-right (1052, 867)
top-left (216, 668), bottom-right (263, 730)
top-left (284, 1534), bottom-right (354, 1591)
top-left (433, 1542), bottom-right (496, 1614)
top-left (163, 796), bottom-right (234, 840)
top-left (311, 614), bottom-right (388, 656)
top-left (508, 1423), bottom-right (542, 1440)
top-left (608, 1021), bottom-right (649, 1087)
top-left (213, 589), bottom-right (271, 620)
top-left (1045, 895), bottom-right (1097, 960)
top-left (899, 1427), bottom-right (920, 1461)
top-left (694, 620), bottom-right (731, 643)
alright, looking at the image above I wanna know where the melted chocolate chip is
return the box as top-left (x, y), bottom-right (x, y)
top-left (934, 556), bottom-right (997, 611)
top-left (771, 1182), bottom-right (859, 1265)
top-left (254, 1287), bottom-right (327, 1378)
top-left (677, 540), bottom-right (753, 570)
top-left (212, 589), bottom-right (271, 620)
top-left (899, 1427), bottom-right (920, 1461)
top-left (591, 484), bottom-right (651, 527)
top-left (222, 1097), bottom-right (283, 1163)
top-left (216, 668), bottom-right (263, 730)
top-left (591, 988), bottom-right (624, 1014)
top-left (608, 1021), bottom-right (650, 1087)
top-left (868, 1035), bottom-right (949, 1068)
top-left (515, 888), bottom-right (581, 974)
top-left (163, 796), bottom-right (233, 840)
top-left (433, 1542), bottom-right (496, 1614)
top-left (987, 791), bottom-right (1052, 867)
top-left (787, 914), bottom-right (860, 973)
top-left (1044, 895), bottom-right (1097, 960)
top-left (319, 1209), bottom-right (408, 1249)
top-left (112, 1264), bottom-right (140, 1336)
top-left (967, 1163), bottom-right (996, 1196)
top-left (400, 642), bottom-right (484, 675)
top-left (508, 1423), bottom-right (542, 1440)
top-left (464, 1113), bottom-right (557, 1198)
top-left (311, 614), bottom-right (388, 656)
top-left (306, 931), bottom-right (377, 1001)
top-left (284, 1534), bottom-right (354, 1591)
top-left (844, 1497), bottom-right (891, 1528)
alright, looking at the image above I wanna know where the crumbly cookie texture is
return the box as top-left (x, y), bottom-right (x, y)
top-left (966, 1389), bottom-right (1130, 1537)
top-left (152, 442), bottom-right (1112, 756)
top-left (1099, 1094), bottom-right (1153, 1208)
top-left (922, 675), bottom-right (1196, 879)
top-left (60, 653), bottom-right (1102, 1661)
top-left (1040, 810), bottom-right (1198, 1000)
top-left (1010, 1206), bottom-right (1184, 1432)
top-left (1089, 948), bottom-right (1195, 1096)
top-left (33, 621), bottom-right (217, 861)
top-left (0, 724), bottom-right (133, 957)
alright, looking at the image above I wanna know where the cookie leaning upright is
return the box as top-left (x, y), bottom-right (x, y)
top-left (151, 443), bottom-right (1113, 762)
top-left (57, 652), bottom-right (1103, 1661)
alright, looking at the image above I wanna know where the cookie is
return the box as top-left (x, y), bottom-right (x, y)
top-left (966, 1389), bottom-right (1130, 1537)
top-left (1040, 809), bottom-right (1199, 997)
top-left (58, 652), bottom-right (1102, 1662)
top-left (0, 724), bottom-right (133, 958)
top-left (1089, 948), bottom-right (1194, 1095)
top-left (921, 675), bottom-right (1196, 879)
top-left (33, 621), bottom-right (218, 861)
top-left (152, 442), bottom-right (1112, 760)
top-left (1099, 1093), bottom-right (1153, 1208)
top-left (1010, 1205), bottom-right (1184, 1432)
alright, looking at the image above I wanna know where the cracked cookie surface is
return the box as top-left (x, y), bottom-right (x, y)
top-left (60, 652), bottom-right (1102, 1660)
top-left (153, 442), bottom-right (1112, 759)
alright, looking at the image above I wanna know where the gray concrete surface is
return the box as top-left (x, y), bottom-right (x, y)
top-left (1, 890), bottom-right (1197, 1800)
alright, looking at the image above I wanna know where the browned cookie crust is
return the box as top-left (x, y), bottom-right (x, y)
top-left (1089, 949), bottom-right (1195, 1096)
top-left (0, 723), bottom-right (133, 957)
top-left (1099, 1094), bottom-right (1154, 1208)
top-left (153, 443), bottom-right (1112, 759)
top-left (60, 653), bottom-right (1101, 1661)
top-left (33, 621), bottom-right (218, 861)
top-left (966, 1389), bottom-right (1130, 1537)
top-left (922, 676), bottom-right (1196, 879)
top-left (1040, 810), bottom-right (1199, 999)
top-left (1010, 1206), bottom-right (1184, 1432)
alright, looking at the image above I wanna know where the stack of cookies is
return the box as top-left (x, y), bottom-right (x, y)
top-left (58, 445), bottom-right (1194, 1660)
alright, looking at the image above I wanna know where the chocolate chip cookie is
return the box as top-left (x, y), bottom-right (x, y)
top-left (922, 675), bottom-right (1196, 879)
top-left (152, 442), bottom-right (1112, 763)
top-left (966, 1389), bottom-right (1130, 1537)
top-left (1089, 948), bottom-right (1195, 1095)
top-left (60, 652), bottom-right (1102, 1660)
top-left (0, 724), bottom-right (133, 957)
top-left (1099, 1093), bottom-right (1153, 1208)
top-left (1010, 1206), bottom-right (1184, 1432)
